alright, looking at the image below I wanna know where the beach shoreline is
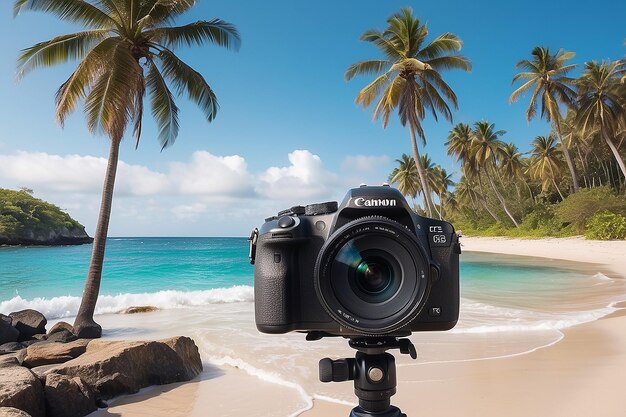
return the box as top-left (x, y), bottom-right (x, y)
top-left (89, 236), bottom-right (626, 417)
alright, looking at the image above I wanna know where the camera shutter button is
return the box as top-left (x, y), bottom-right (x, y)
top-left (277, 216), bottom-right (296, 228)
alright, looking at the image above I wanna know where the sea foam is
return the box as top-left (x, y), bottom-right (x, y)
top-left (0, 285), bottom-right (254, 319)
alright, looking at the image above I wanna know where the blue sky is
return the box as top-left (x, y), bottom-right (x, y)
top-left (0, 0), bottom-right (624, 236)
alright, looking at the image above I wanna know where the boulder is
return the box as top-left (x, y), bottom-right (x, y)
top-left (20, 341), bottom-right (41, 348)
top-left (162, 336), bottom-right (203, 378)
top-left (0, 365), bottom-right (45, 417)
top-left (50, 336), bottom-right (202, 399)
top-left (0, 407), bottom-right (32, 417)
top-left (47, 322), bottom-right (73, 336)
top-left (46, 330), bottom-right (77, 344)
top-left (0, 357), bottom-right (18, 369)
top-left (44, 373), bottom-right (96, 417)
top-left (8, 311), bottom-right (46, 341)
top-left (17, 339), bottom-right (90, 368)
top-left (0, 343), bottom-right (23, 355)
top-left (0, 316), bottom-right (18, 345)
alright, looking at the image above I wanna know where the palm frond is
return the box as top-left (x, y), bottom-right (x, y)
top-left (14, 0), bottom-right (116, 28)
top-left (84, 41), bottom-right (143, 140)
top-left (356, 72), bottom-right (392, 107)
top-left (418, 33), bottom-right (463, 59)
top-left (147, 19), bottom-right (241, 51)
top-left (146, 59), bottom-right (179, 149)
top-left (157, 47), bottom-right (218, 122)
top-left (345, 60), bottom-right (390, 81)
top-left (17, 30), bottom-right (109, 79)
top-left (140, 0), bottom-right (195, 24)
top-left (55, 37), bottom-right (120, 126)
top-left (425, 55), bottom-right (471, 72)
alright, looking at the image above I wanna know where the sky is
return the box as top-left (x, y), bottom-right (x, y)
top-left (0, 0), bottom-right (624, 236)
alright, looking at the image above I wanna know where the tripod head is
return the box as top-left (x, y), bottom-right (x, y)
top-left (318, 337), bottom-right (417, 417)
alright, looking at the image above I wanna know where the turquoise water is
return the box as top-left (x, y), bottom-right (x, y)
top-left (0, 238), bottom-right (622, 332)
top-left (0, 237), bottom-right (252, 300)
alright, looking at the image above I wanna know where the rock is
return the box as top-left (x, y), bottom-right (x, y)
top-left (31, 335), bottom-right (46, 342)
top-left (8, 311), bottom-right (46, 341)
top-left (44, 373), bottom-right (96, 417)
top-left (50, 337), bottom-right (202, 399)
top-left (20, 341), bottom-right (41, 348)
top-left (0, 357), bottom-right (18, 369)
top-left (0, 407), bottom-right (32, 417)
top-left (121, 306), bottom-right (158, 314)
top-left (17, 339), bottom-right (90, 368)
top-left (0, 343), bottom-right (23, 355)
top-left (0, 316), bottom-right (18, 345)
top-left (47, 322), bottom-right (73, 336)
top-left (46, 330), bottom-right (77, 343)
top-left (0, 364), bottom-right (45, 417)
top-left (162, 336), bottom-right (203, 378)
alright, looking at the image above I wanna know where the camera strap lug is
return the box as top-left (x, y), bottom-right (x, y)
top-left (248, 228), bottom-right (259, 265)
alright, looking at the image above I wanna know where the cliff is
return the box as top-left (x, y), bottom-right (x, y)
top-left (0, 188), bottom-right (92, 246)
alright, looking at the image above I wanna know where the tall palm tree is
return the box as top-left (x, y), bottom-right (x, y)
top-left (346, 7), bottom-right (470, 217)
top-left (527, 135), bottom-right (566, 200)
top-left (510, 47), bottom-right (580, 192)
top-left (471, 121), bottom-right (519, 227)
top-left (576, 60), bottom-right (626, 184)
top-left (15, 0), bottom-right (240, 338)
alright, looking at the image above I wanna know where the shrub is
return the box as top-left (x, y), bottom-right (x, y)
top-left (585, 211), bottom-right (626, 240)
top-left (555, 187), bottom-right (626, 233)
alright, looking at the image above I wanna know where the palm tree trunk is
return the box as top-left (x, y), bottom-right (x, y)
top-left (73, 137), bottom-right (121, 339)
top-left (408, 126), bottom-right (434, 217)
top-left (475, 174), bottom-right (501, 222)
top-left (555, 121), bottom-right (579, 192)
top-left (486, 168), bottom-right (519, 227)
top-left (551, 178), bottom-right (565, 201)
top-left (603, 130), bottom-right (626, 189)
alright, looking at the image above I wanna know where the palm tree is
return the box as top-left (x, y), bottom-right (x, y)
top-left (389, 153), bottom-right (420, 207)
top-left (471, 121), bottom-right (519, 227)
top-left (576, 61), bottom-right (626, 184)
top-left (346, 7), bottom-right (470, 218)
top-left (510, 47), bottom-right (580, 192)
top-left (15, 0), bottom-right (240, 338)
top-left (527, 135), bottom-right (566, 200)
top-left (431, 166), bottom-right (453, 219)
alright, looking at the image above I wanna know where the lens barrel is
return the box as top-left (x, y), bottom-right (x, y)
top-left (314, 217), bottom-right (430, 335)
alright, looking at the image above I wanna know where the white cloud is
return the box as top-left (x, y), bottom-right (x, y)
top-left (0, 149), bottom-right (380, 235)
top-left (169, 151), bottom-right (253, 197)
top-left (256, 150), bottom-right (339, 199)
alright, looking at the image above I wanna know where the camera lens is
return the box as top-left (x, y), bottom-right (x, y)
top-left (355, 258), bottom-right (392, 295)
top-left (315, 217), bottom-right (429, 335)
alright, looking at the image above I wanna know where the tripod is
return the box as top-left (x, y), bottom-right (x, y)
top-left (318, 337), bottom-right (417, 417)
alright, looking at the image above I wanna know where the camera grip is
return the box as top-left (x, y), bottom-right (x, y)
top-left (254, 242), bottom-right (291, 329)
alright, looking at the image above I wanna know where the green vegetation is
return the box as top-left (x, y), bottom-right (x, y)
top-left (381, 39), bottom-right (626, 240)
top-left (15, 0), bottom-right (240, 338)
top-left (0, 188), bottom-right (84, 239)
top-left (585, 211), bottom-right (626, 240)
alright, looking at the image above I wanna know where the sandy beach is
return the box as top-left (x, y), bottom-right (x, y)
top-left (89, 236), bottom-right (626, 417)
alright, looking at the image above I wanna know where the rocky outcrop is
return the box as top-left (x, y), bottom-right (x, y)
top-left (8, 311), bottom-right (46, 342)
top-left (0, 407), bottom-right (32, 417)
top-left (0, 343), bottom-right (23, 355)
top-left (43, 374), bottom-right (96, 417)
top-left (0, 364), bottom-right (45, 417)
top-left (49, 337), bottom-right (203, 399)
top-left (17, 339), bottom-right (90, 368)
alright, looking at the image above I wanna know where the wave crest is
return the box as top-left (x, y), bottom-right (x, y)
top-left (0, 285), bottom-right (254, 319)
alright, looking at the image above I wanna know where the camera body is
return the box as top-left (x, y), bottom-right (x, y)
top-left (250, 185), bottom-right (460, 337)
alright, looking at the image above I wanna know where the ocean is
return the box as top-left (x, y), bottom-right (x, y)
top-left (1, 237), bottom-right (624, 414)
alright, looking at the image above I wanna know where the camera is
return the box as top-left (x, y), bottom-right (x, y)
top-left (249, 184), bottom-right (460, 337)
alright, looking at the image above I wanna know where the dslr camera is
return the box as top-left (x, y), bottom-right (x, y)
top-left (249, 185), bottom-right (460, 337)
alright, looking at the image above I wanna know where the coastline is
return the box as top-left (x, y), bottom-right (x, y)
top-left (88, 236), bottom-right (626, 417)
